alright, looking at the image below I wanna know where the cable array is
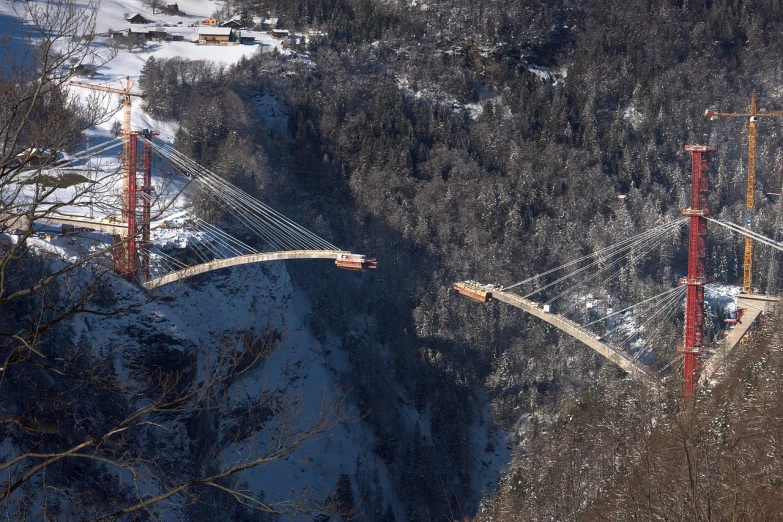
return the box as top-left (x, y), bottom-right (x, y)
top-left (140, 215), bottom-right (264, 277)
top-left (543, 223), bottom-right (683, 307)
top-left (147, 140), bottom-right (338, 252)
top-left (506, 218), bottom-right (687, 293)
top-left (708, 217), bottom-right (783, 253)
top-left (497, 218), bottom-right (690, 365)
top-left (657, 354), bottom-right (684, 375)
top-left (584, 285), bottom-right (684, 328)
top-left (56, 137), bottom-right (125, 169)
top-left (628, 286), bottom-right (686, 361)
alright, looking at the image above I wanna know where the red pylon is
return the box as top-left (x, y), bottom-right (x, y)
top-left (113, 129), bottom-right (157, 283)
top-left (680, 145), bottom-right (716, 399)
top-left (139, 130), bottom-right (157, 280)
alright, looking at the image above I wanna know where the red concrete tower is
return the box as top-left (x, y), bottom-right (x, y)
top-left (680, 145), bottom-right (716, 398)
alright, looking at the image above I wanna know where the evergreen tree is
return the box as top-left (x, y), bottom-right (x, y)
top-left (382, 504), bottom-right (395, 522)
top-left (335, 473), bottom-right (354, 520)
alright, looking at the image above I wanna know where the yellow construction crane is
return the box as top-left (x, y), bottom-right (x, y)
top-left (706, 94), bottom-right (783, 293)
top-left (68, 76), bottom-right (144, 218)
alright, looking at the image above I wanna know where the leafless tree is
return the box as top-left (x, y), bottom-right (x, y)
top-left (0, 0), bottom-right (175, 355)
top-left (0, 0), bottom-right (118, 359)
top-left (1, 328), bottom-right (346, 520)
top-left (144, 0), bottom-right (164, 15)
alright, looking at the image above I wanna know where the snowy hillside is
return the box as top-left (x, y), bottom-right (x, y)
top-left (79, 256), bottom-right (403, 516)
top-left (0, 0), bottom-right (286, 142)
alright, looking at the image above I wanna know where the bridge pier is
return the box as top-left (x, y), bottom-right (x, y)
top-left (680, 145), bottom-right (716, 399)
top-left (113, 129), bottom-right (157, 283)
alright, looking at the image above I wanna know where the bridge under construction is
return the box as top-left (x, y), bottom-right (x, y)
top-left (454, 145), bottom-right (781, 399)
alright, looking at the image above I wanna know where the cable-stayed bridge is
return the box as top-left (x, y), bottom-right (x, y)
top-left (454, 219), bottom-right (690, 388)
top-left (2, 133), bottom-right (376, 292)
top-left (7, 131), bottom-right (781, 398)
top-left (139, 139), bottom-right (376, 289)
top-left (454, 146), bottom-right (780, 397)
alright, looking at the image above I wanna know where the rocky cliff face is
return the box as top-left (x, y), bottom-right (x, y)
top-left (68, 259), bottom-right (405, 519)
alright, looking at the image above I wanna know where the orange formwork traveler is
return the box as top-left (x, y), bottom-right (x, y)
top-left (452, 281), bottom-right (494, 303)
top-left (335, 253), bottom-right (378, 271)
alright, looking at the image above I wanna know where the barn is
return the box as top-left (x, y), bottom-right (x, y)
top-left (127, 13), bottom-right (147, 24)
top-left (220, 19), bottom-right (242, 29)
top-left (198, 27), bottom-right (236, 44)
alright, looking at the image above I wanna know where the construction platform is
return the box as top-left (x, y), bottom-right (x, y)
top-left (700, 293), bottom-right (779, 385)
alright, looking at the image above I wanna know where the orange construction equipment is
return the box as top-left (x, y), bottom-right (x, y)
top-left (69, 76), bottom-right (144, 220)
top-left (334, 253), bottom-right (377, 271)
top-left (705, 95), bottom-right (783, 293)
top-left (452, 281), bottom-right (494, 303)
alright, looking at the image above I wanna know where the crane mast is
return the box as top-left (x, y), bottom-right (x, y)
top-left (68, 76), bottom-right (143, 220)
top-left (744, 95), bottom-right (757, 294)
top-left (68, 76), bottom-right (147, 282)
top-left (705, 94), bottom-right (783, 293)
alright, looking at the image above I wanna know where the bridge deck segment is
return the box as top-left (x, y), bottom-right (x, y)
top-left (1, 212), bottom-right (128, 235)
top-left (142, 250), bottom-right (350, 291)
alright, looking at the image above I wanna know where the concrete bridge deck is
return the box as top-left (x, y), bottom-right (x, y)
top-left (1, 211), bottom-right (128, 235)
top-left (485, 287), bottom-right (656, 384)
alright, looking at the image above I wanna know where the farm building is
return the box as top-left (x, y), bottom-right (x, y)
top-left (127, 13), bottom-right (147, 24)
top-left (71, 63), bottom-right (97, 77)
top-left (14, 148), bottom-right (61, 167)
top-left (123, 26), bottom-right (169, 41)
top-left (271, 28), bottom-right (289, 38)
top-left (147, 28), bottom-right (168, 40)
top-left (220, 19), bottom-right (242, 29)
top-left (198, 27), bottom-right (237, 44)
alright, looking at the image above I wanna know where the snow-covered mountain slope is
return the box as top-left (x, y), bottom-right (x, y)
top-left (71, 256), bottom-right (401, 516)
top-left (0, 0), bottom-right (287, 143)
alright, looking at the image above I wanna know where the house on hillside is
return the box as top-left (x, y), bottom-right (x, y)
top-left (165, 3), bottom-right (179, 13)
top-left (129, 26), bottom-right (150, 37)
top-left (14, 148), bottom-right (61, 167)
top-left (198, 27), bottom-right (236, 44)
top-left (283, 33), bottom-right (302, 48)
top-left (239, 34), bottom-right (255, 44)
top-left (147, 28), bottom-right (168, 40)
top-left (220, 19), bottom-right (242, 29)
top-left (202, 17), bottom-right (217, 26)
top-left (127, 13), bottom-right (147, 24)
top-left (271, 28), bottom-right (289, 39)
top-left (127, 26), bottom-right (167, 41)
top-left (71, 63), bottom-right (97, 77)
